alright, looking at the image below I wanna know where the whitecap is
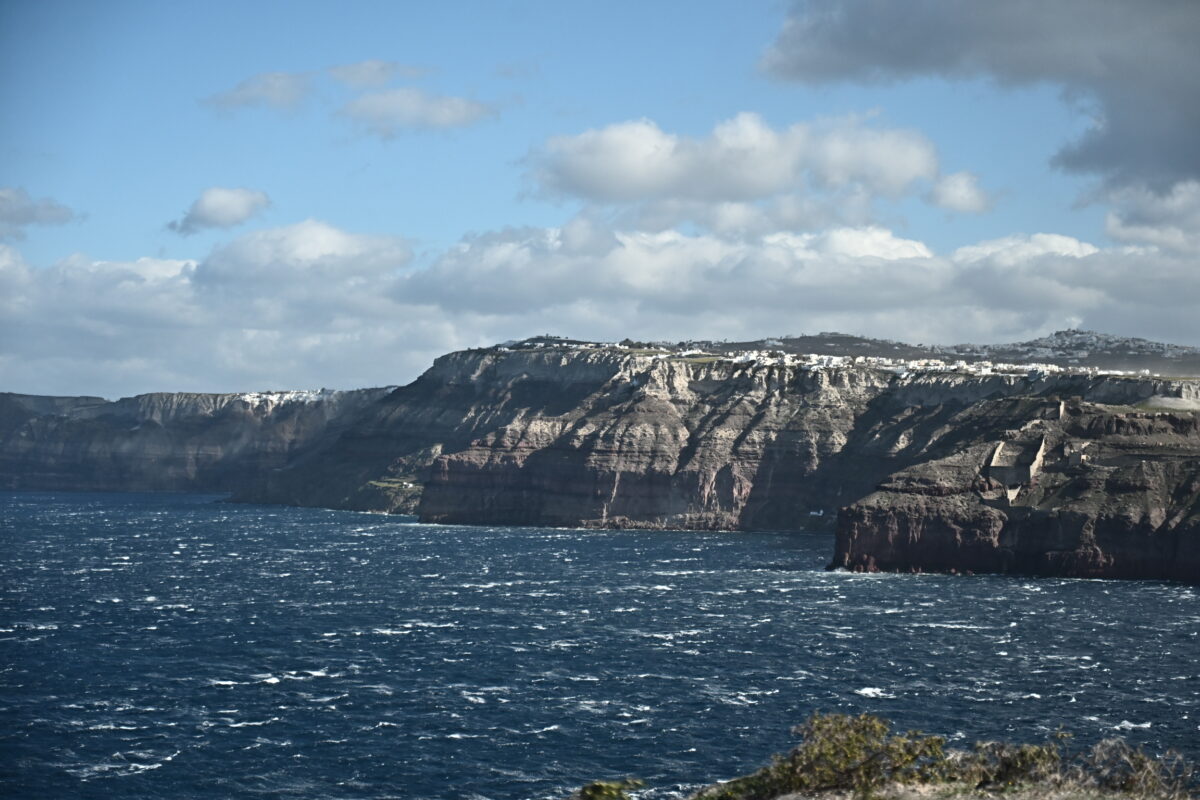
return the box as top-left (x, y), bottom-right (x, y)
top-left (854, 687), bottom-right (896, 699)
top-left (227, 717), bottom-right (279, 727)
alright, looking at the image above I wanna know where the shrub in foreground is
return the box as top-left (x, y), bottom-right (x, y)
top-left (694, 712), bottom-right (947, 800)
top-left (572, 712), bottom-right (1197, 800)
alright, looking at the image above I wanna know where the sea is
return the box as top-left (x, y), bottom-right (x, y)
top-left (2, 491), bottom-right (1197, 799)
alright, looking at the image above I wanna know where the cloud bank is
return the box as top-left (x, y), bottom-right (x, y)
top-left (532, 113), bottom-right (939, 203)
top-left (528, 113), bottom-right (990, 234)
top-left (4, 215), bottom-right (1197, 398)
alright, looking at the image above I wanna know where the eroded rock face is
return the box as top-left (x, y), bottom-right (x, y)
top-left (0, 389), bottom-right (391, 493)
top-left (832, 400), bottom-right (1200, 582)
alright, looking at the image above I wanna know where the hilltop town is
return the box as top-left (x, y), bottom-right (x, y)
top-left (494, 328), bottom-right (1200, 379)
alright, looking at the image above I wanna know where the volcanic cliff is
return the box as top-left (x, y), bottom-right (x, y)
top-left (5, 337), bottom-right (1199, 582)
top-left (230, 342), bottom-right (1199, 581)
top-left (0, 388), bottom-right (391, 493)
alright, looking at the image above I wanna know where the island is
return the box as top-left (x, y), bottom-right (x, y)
top-left (4, 330), bottom-right (1198, 583)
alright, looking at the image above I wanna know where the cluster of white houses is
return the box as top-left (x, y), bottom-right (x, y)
top-left (504, 337), bottom-right (1159, 378)
top-left (698, 350), bottom-right (1156, 378)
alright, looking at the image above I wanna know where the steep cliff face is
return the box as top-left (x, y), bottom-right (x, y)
top-left (414, 350), bottom-right (1197, 549)
top-left (831, 400), bottom-right (1200, 582)
top-left (231, 348), bottom-right (642, 512)
top-left (417, 357), bottom-right (900, 528)
top-left (0, 389), bottom-right (391, 493)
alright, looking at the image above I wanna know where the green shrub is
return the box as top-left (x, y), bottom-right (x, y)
top-left (949, 736), bottom-right (1066, 789)
top-left (1074, 738), bottom-right (1197, 799)
top-left (572, 713), bottom-right (1198, 800)
top-left (696, 712), bottom-right (946, 800)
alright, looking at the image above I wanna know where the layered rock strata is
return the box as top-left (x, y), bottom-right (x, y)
top-left (0, 389), bottom-right (391, 493)
top-left (831, 398), bottom-right (1200, 581)
top-left (237, 346), bottom-right (1199, 580)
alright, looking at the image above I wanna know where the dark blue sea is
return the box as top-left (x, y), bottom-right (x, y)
top-left (2, 492), bottom-right (1197, 799)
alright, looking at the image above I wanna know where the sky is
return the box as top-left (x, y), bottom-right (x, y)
top-left (2, 0), bottom-right (1198, 397)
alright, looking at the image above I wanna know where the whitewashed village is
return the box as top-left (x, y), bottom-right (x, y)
top-left (497, 330), bottom-right (1183, 379)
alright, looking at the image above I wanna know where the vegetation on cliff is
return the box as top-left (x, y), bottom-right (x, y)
top-left (572, 713), bottom-right (1197, 800)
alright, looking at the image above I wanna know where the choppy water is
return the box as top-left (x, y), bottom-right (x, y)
top-left (2, 492), bottom-right (1197, 799)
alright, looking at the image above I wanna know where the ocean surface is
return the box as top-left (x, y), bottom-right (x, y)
top-left (2, 492), bottom-right (1197, 799)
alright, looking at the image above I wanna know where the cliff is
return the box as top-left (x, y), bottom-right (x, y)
top-left (6, 339), bottom-right (1198, 582)
top-left (0, 388), bottom-right (392, 493)
top-left (831, 398), bottom-right (1200, 582)
top-left (232, 344), bottom-right (1198, 580)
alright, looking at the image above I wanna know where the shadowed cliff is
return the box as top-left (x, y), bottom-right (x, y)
top-left (0, 388), bottom-right (391, 493)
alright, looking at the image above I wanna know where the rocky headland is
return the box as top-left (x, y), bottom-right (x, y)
top-left (4, 331), bottom-right (1198, 582)
top-left (0, 388), bottom-right (392, 493)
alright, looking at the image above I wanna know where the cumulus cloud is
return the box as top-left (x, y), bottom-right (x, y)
top-left (329, 59), bottom-right (429, 88)
top-left (205, 71), bottom-right (312, 111)
top-left (167, 187), bottom-right (271, 235)
top-left (341, 88), bottom-right (494, 136)
top-left (0, 221), bottom-right (417, 397)
top-left (196, 219), bottom-right (411, 287)
top-left (4, 216), bottom-right (1198, 398)
top-left (532, 113), bottom-right (938, 204)
top-left (0, 187), bottom-right (76, 240)
top-left (953, 233), bottom-right (1098, 267)
top-left (762, 0), bottom-right (1200, 189)
top-left (929, 171), bottom-right (991, 213)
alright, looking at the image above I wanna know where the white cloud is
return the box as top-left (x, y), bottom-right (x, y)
top-left (930, 171), bottom-right (991, 213)
top-left (532, 113), bottom-right (939, 204)
top-left (953, 233), bottom-right (1098, 266)
top-left (809, 227), bottom-right (933, 260)
top-left (0, 187), bottom-right (76, 240)
top-left (4, 218), bottom-right (1198, 398)
top-left (341, 88), bottom-right (493, 136)
top-left (205, 71), bottom-right (312, 111)
top-left (1105, 180), bottom-right (1200, 253)
top-left (329, 60), bottom-right (428, 87)
top-left (168, 187), bottom-right (271, 235)
top-left (195, 219), bottom-right (410, 286)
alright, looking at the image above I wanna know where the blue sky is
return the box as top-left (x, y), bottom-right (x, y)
top-left (2, 0), bottom-right (1197, 396)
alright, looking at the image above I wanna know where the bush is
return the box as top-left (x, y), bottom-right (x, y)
top-left (1075, 738), bottom-right (1196, 799)
top-left (575, 713), bottom-right (1198, 800)
top-left (695, 712), bottom-right (946, 800)
top-left (948, 736), bottom-right (1066, 789)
